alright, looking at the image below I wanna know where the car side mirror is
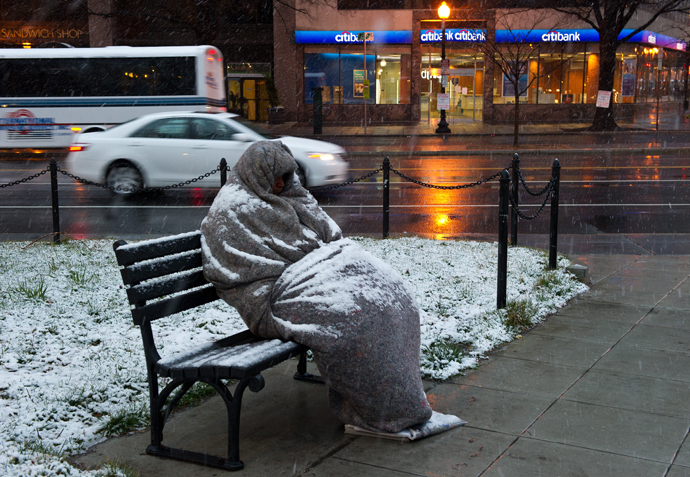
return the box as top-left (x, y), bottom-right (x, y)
top-left (231, 133), bottom-right (254, 142)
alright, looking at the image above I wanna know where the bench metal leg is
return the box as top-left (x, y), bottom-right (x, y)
top-left (146, 374), bottom-right (266, 471)
top-left (294, 352), bottom-right (325, 384)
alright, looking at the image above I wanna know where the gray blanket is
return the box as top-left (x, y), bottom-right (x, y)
top-left (201, 141), bottom-right (432, 432)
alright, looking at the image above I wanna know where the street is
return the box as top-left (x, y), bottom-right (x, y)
top-left (1, 138), bottom-right (688, 248)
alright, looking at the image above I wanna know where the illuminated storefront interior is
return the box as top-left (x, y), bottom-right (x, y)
top-left (296, 27), bottom-right (687, 122)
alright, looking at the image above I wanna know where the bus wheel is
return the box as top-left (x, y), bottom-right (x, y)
top-left (107, 162), bottom-right (143, 195)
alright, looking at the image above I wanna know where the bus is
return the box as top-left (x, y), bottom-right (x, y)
top-left (0, 45), bottom-right (226, 149)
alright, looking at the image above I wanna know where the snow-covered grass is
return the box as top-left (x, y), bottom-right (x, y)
top-left (0, 237), bottom-right (587, 476)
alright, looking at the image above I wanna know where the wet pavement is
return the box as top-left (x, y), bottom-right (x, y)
top-left (70, 246), bottom-right (690, 477)
top-left (261, 106), bottom-right (690, 138)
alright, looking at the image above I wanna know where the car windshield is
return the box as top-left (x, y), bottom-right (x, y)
top-left (232, 117), bottom-right (280, 139)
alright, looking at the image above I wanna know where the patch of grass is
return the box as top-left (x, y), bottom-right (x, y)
top-left (20, 438), bottom-right (64, 459)
top-left (47, 259), bottom-right (59, 275)
top-left (68, 268), bottom-right (94, 286)
top-left (10, 277), bottom-right (48, 301)
top-left (503, 300), bottom-right (537, 331)
top-left (534, 270), bottom-right (570, 297)
top-left (96, 405), bottom-right (148, 438)
top-left (434, 298), bottom-right (452, 318)
top-left (421, 339), bottom-right (471, 373)
top-left (97, 458), bottom-right (140, 477)
top-left (65, 388), bottom-right (88, 408)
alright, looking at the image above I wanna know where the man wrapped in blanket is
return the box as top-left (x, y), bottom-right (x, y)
top-left (201, 141), bottom-right (432, 433)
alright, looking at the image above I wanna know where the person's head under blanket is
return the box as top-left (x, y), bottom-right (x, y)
top-left (234, 140), bottom-right (296, 197)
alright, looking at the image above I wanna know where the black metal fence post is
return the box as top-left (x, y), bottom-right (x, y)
top-left (50, 157), bottom-right (60, 244)
top-left (510, 153), bottom-right (519, 245)
top-left (549, 158), bottom-right (561, 269)
top-left (497, 169), bottom-right (510, 309)
top-left (312, 87), bottom-right (323, 135)
top-left (383, 156), bottom-right (390, 238)
top-left (220, 158), bottom-right (227, 187)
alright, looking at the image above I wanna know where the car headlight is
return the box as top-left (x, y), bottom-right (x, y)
top-left (308, 153), bottom-right (335, 161)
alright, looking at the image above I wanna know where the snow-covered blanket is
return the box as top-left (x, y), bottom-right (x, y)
top-left (345, 411), bottom-right (466, 441)
top-left (201, 141), bottom-right (432, 432)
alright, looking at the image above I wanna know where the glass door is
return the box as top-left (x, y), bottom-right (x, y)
top-left (421, 44), bottom-right (484, 122)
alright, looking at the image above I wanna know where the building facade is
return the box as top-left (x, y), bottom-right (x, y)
top-left (0, 1), bottom-right (685, 124)
top-left (274, 0), bottom-right (689, 124)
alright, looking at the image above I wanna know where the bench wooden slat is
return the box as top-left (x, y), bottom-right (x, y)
top-left (155, 336), bottom-right (307, 380)
top-left (131, 286), bottom-right (219, 325)
top-left (114, 232), bottom-right (202, 266)
top-left (120, 251), bottom-right (203, 286)
top-left (126, 270), bottom-right (209, 303)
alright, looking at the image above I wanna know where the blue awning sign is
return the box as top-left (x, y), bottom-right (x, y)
top-left (295, 29), bottom-right (686, 51)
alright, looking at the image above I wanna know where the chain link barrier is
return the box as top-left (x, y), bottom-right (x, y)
top-left (389, 163), bottom-right (511, 190)
top-left (308, 166), bottom-right (384, 190)
top-left (515, 165), bottom-right (551, 197)
top-left (56, 165), bottom-right (221, 193)
top-left (0, 166), bottom-right (50, 189)
top-left (508, 176), bottom-right (556, 220)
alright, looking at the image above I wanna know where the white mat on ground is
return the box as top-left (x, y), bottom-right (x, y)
top-left (344, 411), bottom-right (466, 441)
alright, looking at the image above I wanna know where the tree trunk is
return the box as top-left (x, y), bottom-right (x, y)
top-left (513, 88), bottom-right (520, 147)
top-left (590, 38), bottom-right (619, 131)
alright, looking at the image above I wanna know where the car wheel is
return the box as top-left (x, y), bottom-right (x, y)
top-left (106, 162), bottom-right (143, 195)
top-left (296, 165), bottom-right (307, 187)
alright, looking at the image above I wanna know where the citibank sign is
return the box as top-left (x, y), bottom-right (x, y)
top-left (420, 29), bottom-right (486, 43)
top-left (334, 31), bottom-right (359, 43)
top-left (541, 30), bottom-right (581, 42)
top-left (295, 30), bottom-right (412, 44)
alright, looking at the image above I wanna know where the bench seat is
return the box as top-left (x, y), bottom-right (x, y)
top-left (156, 330), bottom-right (307, 380)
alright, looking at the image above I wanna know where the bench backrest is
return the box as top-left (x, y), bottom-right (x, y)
top-left (113, 231), bottom-right (219, 326)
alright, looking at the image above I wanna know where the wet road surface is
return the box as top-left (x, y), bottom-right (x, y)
top-left (1, 149), bottom-right (688, 243)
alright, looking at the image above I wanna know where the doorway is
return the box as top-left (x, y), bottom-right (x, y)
top-left (227, 77), bottom-right (270, 121)
top-left (420, 44), bottom-right (484, 123)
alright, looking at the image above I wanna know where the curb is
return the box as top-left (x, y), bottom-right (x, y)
top-left (345, 147), bottom-right (690, 157)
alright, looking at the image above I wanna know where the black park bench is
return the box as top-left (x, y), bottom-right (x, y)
top-left (113, 231), bottom-right (321, 471)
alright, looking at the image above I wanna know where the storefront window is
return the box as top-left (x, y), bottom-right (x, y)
top-left (616, 45), bottom-right (637, 103)
top-left (492, 47), bottom-right (537, 105)
top-left (584, 44), bottom-right (600, 104)
top-left (421, 43), bottom-right (483, 120)
top-left (667, 51), bottom-right (685, 101)
top-left (375, 46), bottom-right (411, 104)
top-left (560, 44), bottom-right (587, 105)
top-left (637, 46), bottom-right (660, 103)
top-left (535, 44), bottom-right (587, 105)
top-left (304, 45), bottom-right (411, 105)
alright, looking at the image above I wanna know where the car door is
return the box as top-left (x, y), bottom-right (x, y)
top-left (187, 117), bottom-right (254, 186)
top-left (129, 117), bottom-right (196, 186)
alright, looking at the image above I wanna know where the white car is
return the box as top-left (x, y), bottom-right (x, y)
top-left (65, 111), bottom-right (349, 193)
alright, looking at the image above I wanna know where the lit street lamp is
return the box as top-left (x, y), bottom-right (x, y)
top-left (435, 1), bottom-right (451, 134)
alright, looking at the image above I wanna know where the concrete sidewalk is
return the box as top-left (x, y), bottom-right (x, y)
top-left (71, 249), bottom-right (690, 477)
top-left (260, 108), bottom-right (690, 138)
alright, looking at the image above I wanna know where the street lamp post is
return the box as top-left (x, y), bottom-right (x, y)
top-left (436, 1), bottom-right (451, 134)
